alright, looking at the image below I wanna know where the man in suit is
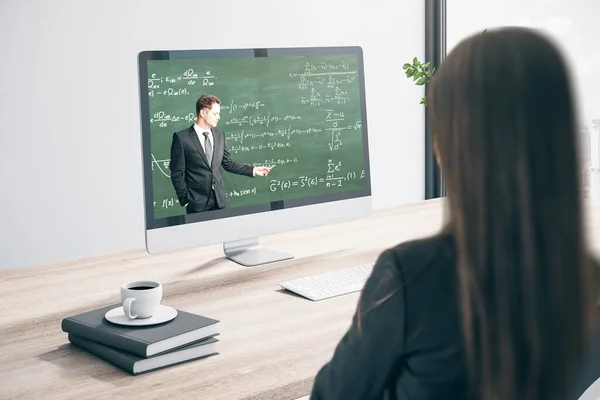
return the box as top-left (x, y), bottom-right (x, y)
top-left (169, 94), bottom-right (271, 214)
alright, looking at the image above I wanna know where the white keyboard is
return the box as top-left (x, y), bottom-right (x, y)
top-left (279, 263), bottom-right (375, 301)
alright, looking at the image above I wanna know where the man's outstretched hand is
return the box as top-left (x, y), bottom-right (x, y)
top-left (253, 166), bottom-right (271, 177)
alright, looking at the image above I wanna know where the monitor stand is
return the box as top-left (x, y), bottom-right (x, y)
top-left (223, 237), bottom-right (294, 267)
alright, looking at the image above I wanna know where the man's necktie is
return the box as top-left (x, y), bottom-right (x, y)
top-left (203, 131), bottom-right (213, 167)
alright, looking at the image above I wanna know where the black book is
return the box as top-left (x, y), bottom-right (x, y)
top-left (69, 333), bottom-right (219, 375)
top-left (61, 304), bottom-right (219, 357)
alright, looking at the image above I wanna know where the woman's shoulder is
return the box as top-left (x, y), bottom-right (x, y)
top-left (355, 232), bottom-right (455, 314)
top-left (375, 232), bottom-right (455, 283)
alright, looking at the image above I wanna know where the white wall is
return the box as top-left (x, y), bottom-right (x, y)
top-left (0, 0), bottom-right (425, 270)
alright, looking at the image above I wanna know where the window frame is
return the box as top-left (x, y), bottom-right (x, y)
top-left (424, 0), bottom-right (447, 198)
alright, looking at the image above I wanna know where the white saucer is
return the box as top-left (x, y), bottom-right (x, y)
top-left (104, 304), bottom-right (177, 326)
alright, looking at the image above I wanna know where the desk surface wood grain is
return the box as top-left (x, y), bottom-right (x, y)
top-left (2, 198), bottom-right (600, 400)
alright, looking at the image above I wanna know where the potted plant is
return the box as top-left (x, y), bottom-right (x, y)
top-left (403, 29), bottom-right (487, 106)
top-left (402, 58), bottom-right (435, 106)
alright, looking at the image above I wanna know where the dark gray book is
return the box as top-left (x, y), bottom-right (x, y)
top-left (69, 333), bottom-right (218, 375)
top-left (61, 304), bottom-right (219, 357)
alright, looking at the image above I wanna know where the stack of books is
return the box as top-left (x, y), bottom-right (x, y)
top-left (61, 304), bottom-right (220, 375)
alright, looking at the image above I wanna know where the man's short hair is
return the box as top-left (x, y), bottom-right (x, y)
top-left (196, 94), bottom-right (221, 115)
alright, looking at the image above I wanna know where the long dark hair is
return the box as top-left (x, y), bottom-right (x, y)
top-left (428, 27), bottom-right (597, 399)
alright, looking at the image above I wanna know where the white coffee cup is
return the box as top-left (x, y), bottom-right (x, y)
top-left (121, 280), bottom-right (163, 319)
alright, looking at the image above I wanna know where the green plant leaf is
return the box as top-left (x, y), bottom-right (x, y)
top-left (403, 27), bottom-right (488, 105)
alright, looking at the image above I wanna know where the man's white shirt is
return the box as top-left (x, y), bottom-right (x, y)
top-left (193, 123), bottom-right (213, 154)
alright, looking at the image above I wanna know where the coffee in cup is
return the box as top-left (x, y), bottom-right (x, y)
top-left (121, 280), bottom-right (162, 319)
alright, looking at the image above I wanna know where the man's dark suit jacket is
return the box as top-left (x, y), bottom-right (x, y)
top-left (169, 125), bottom-right (253, 212)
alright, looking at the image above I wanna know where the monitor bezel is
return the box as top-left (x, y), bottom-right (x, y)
top-left (138, 45), bottom-right (371, 231)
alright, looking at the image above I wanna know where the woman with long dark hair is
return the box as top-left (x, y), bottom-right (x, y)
top-left (310, 26), bottom-right (598, 400)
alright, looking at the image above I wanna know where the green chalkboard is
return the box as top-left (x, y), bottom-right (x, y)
top-left (146, 53), bottom-right (367, 219)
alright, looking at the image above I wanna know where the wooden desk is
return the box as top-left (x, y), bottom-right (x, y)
top-left (2, 198), bottom-right (600, 400)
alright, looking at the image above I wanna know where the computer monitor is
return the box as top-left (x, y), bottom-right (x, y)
top-left (138, 46), bottom-right (371, 267)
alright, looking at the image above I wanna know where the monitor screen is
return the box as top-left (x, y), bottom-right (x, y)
top-left (138, 46), bottom-right (371, 265)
